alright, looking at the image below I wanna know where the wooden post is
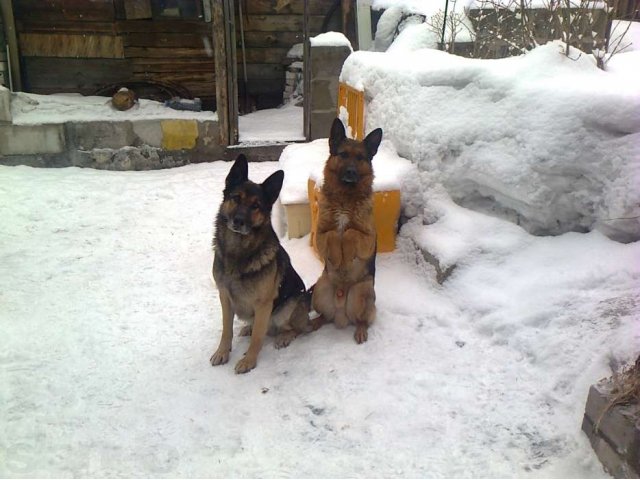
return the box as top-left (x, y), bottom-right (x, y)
top-left (212, 0), bottom-right (238, 146)
top-left (0, 0), bottom-right (22, 91)
top-left (303, 0), bottom-right (311, 140)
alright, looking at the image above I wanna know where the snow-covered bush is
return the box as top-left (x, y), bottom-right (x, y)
top-left (372, 0), bottom-right (638, 68)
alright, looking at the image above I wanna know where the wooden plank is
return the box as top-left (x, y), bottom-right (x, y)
top-left (239, 47), bottom-right (289, 64)
top-left (124, 32), bottom-right (207, 48)
top-left (243, 15), bottom-right (325, 32)
top-left (16, 19), bottom-right (118, 34)
top-left (241, 30), bottom-right (303, 48)
top-left (115, 19), bottom-right (210, 34)
top-left (124, 46), bottom-right (211, 58)
top-left (131, 58), bottom-right (215, 73)
top-left (19, 33), bottom-right (125, 58)
top-left (13, 0), bottom-right (116, 22)
top-left (124, 0), bottom-right (152, 19)
top-left (132, 71), bottom-right (214, 84)
top-left (245, 0), bottom-right (338, 15)
top-left (23, 57), bottom-right (133, 92)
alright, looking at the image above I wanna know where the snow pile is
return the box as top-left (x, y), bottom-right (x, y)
top-left (277, 137), bottom-right (418, 208)
top-left (310, 32), bottom-right (353, 50)
top-left (10, 92), bottom-right (217, 125)
top-left (341, 40), bottom-right (640, 242)
top-left (1, 161), bottom-right (638, 476)
top-left (386, 22), bottom-right (441, 53)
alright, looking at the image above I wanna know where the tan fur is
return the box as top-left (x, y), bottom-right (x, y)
top-left (311, 119), bottom-right (382, 343)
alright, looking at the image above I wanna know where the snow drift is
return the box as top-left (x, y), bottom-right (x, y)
top-left (341, 41), bottom-right (640, 242)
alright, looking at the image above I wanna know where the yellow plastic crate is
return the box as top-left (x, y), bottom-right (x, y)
top-left (337, 83), bottom-right (365, 140)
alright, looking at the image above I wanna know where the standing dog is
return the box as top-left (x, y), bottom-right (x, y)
top-left (312, 119), bottom-right (383, 343)
top-left (210, 155), bottom-right (310, 374)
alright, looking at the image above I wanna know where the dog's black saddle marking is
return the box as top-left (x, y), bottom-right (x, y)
top-left (273, 248), bottom-right (306, 311)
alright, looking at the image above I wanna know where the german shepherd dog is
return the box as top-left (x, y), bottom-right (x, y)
top-left (312, 118), bottom-right (383, 343)
top-left (210, 155), bottom-right (311, 374)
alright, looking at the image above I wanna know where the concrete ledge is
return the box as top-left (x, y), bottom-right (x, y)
top-left (582, 383), bottom-right (640, 478)
top-left (132, 120), bottom-right (163, 148)
top-left (161, 119), bottom-right (198, 150)
top-left (66, 121), bottom-right (135, 150)
top-left (0, 119), bottom-right (225, 170)
top-left (0, 124), bottom-right (65, 155)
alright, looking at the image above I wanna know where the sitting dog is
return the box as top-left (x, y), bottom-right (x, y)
top-left (312, 118), bottom-right (383, 343)
top-left (210, 155), bottom-right (310, 373)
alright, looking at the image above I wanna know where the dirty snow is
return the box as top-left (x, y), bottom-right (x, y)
top-left (10, 92), bottom-right (217, 126)
top-left (1, 160), bottom-right (638, 477)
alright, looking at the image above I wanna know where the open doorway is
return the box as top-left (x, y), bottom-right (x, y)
top-left (215, 0), bottom-right (358, 146)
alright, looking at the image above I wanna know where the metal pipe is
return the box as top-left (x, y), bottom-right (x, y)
top-left (441, 0), bottom-right (450, 50)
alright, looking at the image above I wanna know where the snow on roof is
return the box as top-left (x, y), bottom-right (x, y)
top-left (278, 137), bottom-right (417, 205)
top-left (10, 92), bottom-right (217, 126)
top-left (310, 32), bottom-right (353, 50)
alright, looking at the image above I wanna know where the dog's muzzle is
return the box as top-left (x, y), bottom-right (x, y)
top-left (341, 166), bottom-right (359, 184)
top-left (228, 215), bottom-right (250, 235)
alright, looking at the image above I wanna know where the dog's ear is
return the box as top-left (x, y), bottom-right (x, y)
top-left (363, 128), bottom-right (383, 160)
top-left (226, 154), bottom-right (249, 189)
top-left (329, 118), bottom-right (346, 156)
top-left (261, 170), bottom-right (284, 206)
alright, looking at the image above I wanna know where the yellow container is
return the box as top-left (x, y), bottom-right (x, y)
top-left (337, 83), bottom-right (365, 140)
top-left (308, 179), bottom-right (400, 255)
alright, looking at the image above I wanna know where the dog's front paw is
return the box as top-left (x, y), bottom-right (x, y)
top-left (210, 347), bottom-right (231, 366)
top-left (354, 324), bottom-right (368, 344)
top-left (234, 355), bottom-right (257, 374)
top-left (274, 331), bottom-right (297, 349)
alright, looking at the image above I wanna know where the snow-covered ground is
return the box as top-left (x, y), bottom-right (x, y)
top-left (10, 92), bottom-right (217, 125)
top-left (238, 103), bottom-right (304, 143)
top-left (9, 91), bottom-right (304, 143)
top-left (2, 160), bottom-right (638, 477)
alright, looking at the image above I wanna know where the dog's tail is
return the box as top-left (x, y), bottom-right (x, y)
top-left (291, 283), bottom-right (318, 334)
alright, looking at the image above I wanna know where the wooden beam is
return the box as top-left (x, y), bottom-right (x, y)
top-left (225, 0), bottom-right (238, 144)
top-left (303, 0), bottom-right (310, 140)
top-left (212, 0), bottom-right (239, 146)
top-left (0, 0), bottom-right (22, 90)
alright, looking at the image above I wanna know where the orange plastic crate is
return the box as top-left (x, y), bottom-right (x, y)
top-left (337, 83), bottom-right (365, 140)
top-left (308, 179), bottom-right (401, 255)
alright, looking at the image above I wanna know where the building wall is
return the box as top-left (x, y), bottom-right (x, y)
top-left (11, 0), bottom-right (346, 111)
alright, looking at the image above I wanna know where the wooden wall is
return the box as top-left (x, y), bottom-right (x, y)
top-left (13, 0), bottom-right (350, 112)
top-left (236, 0), bottom-right (342, 109)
